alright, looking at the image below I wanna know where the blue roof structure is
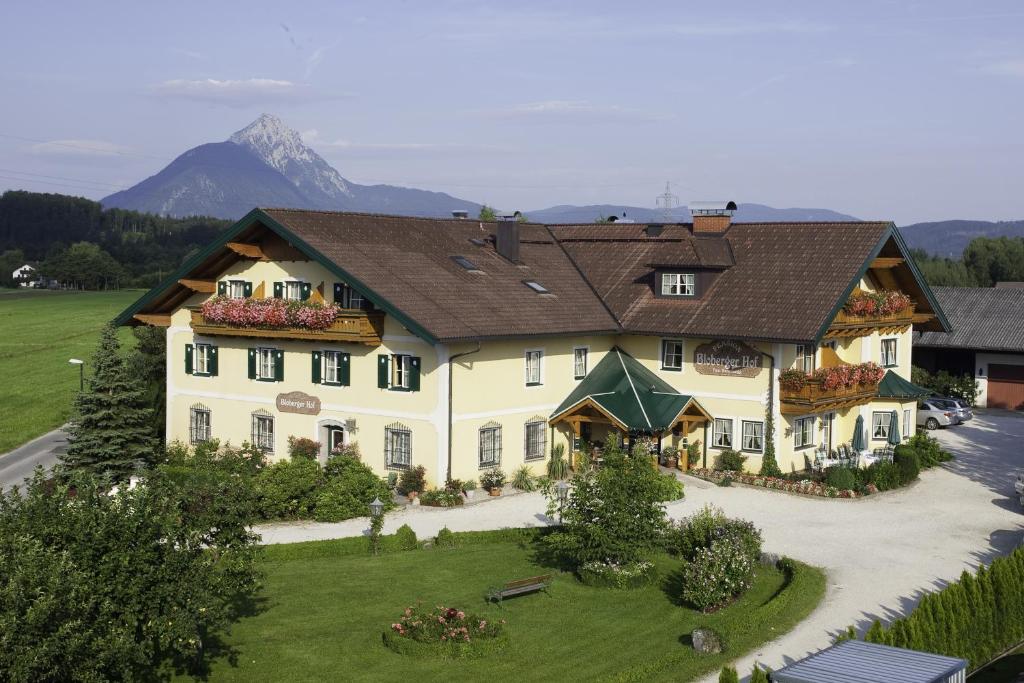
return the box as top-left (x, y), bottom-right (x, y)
top-left (771, 641), bottom-right (967, 683)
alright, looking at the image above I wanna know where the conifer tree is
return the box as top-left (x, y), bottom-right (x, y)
top-left (718, 666), bottom-right (739, 683)
top-left (61, 325), bottom-right (155, 481)
top-left (758, 407), bottom-right (783, 477)
top-left (749, 665), bottom-right (770, 683)
top-left (864, 619), bottom-right (887, 644)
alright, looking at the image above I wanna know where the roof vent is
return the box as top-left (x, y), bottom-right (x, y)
top-left (690, 200), bottom-right (737, 234)
top-left (645, 224), bottom-right (664, 237)
top-left (451, 210), bottom-right (469, 219)
top-left (496, 212), bottom-right (521, 263)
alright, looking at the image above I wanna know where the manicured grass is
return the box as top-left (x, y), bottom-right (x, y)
top-left (193, 530), bottom-right (825, 682)
top-left (969, 643), bottom-right (1024, 682)
top-left (0, 289), bottom-right (140, 453)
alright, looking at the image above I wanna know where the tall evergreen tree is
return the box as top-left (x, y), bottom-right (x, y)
top-left (864, 619), bottom-right (886, 644)
top-left (128, 325), bottom-right (166, 444)
top-left (61, 325), bottom-right (155, 481)
top-left (758, 406), bottom-right (782, 477)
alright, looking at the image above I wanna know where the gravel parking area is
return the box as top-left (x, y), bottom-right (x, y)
top-left (257, 411), bottom-right (1024, 681)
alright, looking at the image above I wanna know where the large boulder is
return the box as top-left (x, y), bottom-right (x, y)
top-left (692, 628), bottom-right (723, 654)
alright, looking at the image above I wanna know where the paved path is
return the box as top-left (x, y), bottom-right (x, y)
top-left (257, 411), bottom-right (1024, 682)
top-left (0, 428), bottom-right (66, 491)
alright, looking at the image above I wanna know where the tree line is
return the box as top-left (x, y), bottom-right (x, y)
top-left (910, 235), bottom-right (1024, 287)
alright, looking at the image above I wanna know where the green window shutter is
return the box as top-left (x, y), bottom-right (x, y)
top-left (378, 355), bottom-right (390, 388)
top-left (301, 282), bottom-right (312, 300)
top-left (409, 357), bottom-right (421, 392)
top-left (333, 283), bottom-right (343, 303)
top-left (340, 352), bottom-right (351, 386)
top-left (273, 282), bottom-right (284, 299)
top-left (185, 344), bottom-right (194, 374)
top-left (275, 350), bottom-right (285, 382)
top-left (311, 351), bottom-right (322, 384)
top-left (208, 345), bottom-right (219, 376)
top-left (247, 348), bottom-right (257, 380)
top-left (243, 281), bottom-right (253, 297)
top-left (217, 281), bottom-right (227, 296)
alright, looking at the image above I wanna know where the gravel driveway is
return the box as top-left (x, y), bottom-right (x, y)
top-left (257, 410), bottom-right (1024, 681)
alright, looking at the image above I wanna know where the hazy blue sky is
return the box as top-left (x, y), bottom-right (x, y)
top-left (1, 1), bottom-right (1022, 224)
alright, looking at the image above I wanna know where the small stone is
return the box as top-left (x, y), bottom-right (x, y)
top-left (692, 628), bottom-right (722, 654)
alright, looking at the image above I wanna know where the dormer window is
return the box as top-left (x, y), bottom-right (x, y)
top-left (661, 273), bottom-right (695, 297)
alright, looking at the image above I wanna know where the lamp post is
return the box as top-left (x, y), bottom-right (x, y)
top-left (368, 497), bottom-right (385, 555)
top-left (555, 481), bottom-right (569, 524)
top-left (369, 497), bottom-right (385, 518)
top-left (68, 358), bottom-right (84, 391)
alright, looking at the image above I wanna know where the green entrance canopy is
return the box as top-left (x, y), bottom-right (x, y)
top-left (550, 347), bottom-right (710, 432)
top-left (876, 370), bottom-right (930, 400)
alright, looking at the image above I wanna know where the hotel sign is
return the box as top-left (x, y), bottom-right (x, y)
top-left (693, 340), bottom-right (763, 378)
top-left (276, 391), bottom-right (321, 415)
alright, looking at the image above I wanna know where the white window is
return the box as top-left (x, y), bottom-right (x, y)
top-left (257, 348), bottom-right (277, 380)
top-left (337, 283), bottom-right (364, 309)
top-left (228, 280), bottom-right (247, 299)
top-left (795, 344), bottom-right (815, 374)
top-left (822, 412), bottom-right (835, 452)
top-left (881, 338), bottom-right (898, 367)
top-left (324, 350), bottom-right (342, 384)
top-left (794, 416), bottom-right (815, 449)
top-left (903, 409), bottom-right (911, 439)
top-left (479, 423), bottom-right (501, 467)
top-left (661, 272), bottom-right (695, 296)
top-left (385, 425), bottom-right (411, 468)
top-left (525, 350), bottom-right (543, 385)
top-left (573, 347), bottom-right (588, 379)
top-left (252, 412), bottom-right (274, 453)
top-left (194, 343), bottom-right (211, 375)
top-left (741, 420), bottom-right (764, 453)
top-left (713, 418), bottom-right (733, 449)
top-left (872, 412), bottom-right (892, 440)
top-left (327, 426), bottom-right (345, 454)
top-left (393, 354), bottom-right (412, 389)
top-left (661, 339), bottom-right (684, 371)
top-left (524, 420), bottom-right (546, 460)
top-left (189, 407), bottom-right (211, 444)
top-left (284, 281), bottom-right (304, 301)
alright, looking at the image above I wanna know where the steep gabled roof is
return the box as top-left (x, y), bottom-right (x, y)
top-left (915, 286), bottom-right (1024, 353)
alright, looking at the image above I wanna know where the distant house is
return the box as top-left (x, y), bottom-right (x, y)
top-left (914, 286), bottom-right (1024, 409)
top-left (11, 264), bottom-right (36, 286)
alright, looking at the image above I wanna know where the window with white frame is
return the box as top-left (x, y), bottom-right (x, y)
top-left (525, 350), bottom-right (543, 385)
top-left (392, 354), bottom-right (413, 389)
top-left (660, 272), bottom-right (695, 296)
top-left (661, 339), bottom-right (684, 371)
top-left (524, 419), bottom-right (546, 460)
top-left (323, 350), bottom-right (343, 385)
top-left (479, 422), bottom-right (502, 467)
top-left (871, 411), bottom-right (892, 440)
top-left (795, 344), bottom-right (815, 374)
top-left (573, 347), bottom-right (588, 379)
top-left (903, 409), bottom-right (911, 439)
top-left (713, 418), bottom-right (733, 449)
top-left (190, 405), bottom-right (211, 444)
top-left (794, 416), bottom-right (815, 449)
top-left (251, 411), bottom-right (274, 452)
top-left (194, 343), bottom-right (212, 375)
top-left (337, 282), bottom-right (364, 309)
top-left (881, 338), bottom-right (898, 367)
top-left (741, 420), bottom-right (764, 453)
top-left (385, 424), bottom-right (411, 468)
top-left (822, 412), bottom-right (835, 452)
top-left (228, 280), bottom-right (247, 299)
top-left (284, 281), bottom-right (305, 301)
top-left (257, 347), bottom-right (277, 380)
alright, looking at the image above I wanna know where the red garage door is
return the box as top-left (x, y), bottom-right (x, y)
top-left (988, 364), bottom-right (1024, 410)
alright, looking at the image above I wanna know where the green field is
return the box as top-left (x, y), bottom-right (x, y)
top-left (0, 289), bottom-right (141, 454)
top-left (189, 532), bottom-right (825, 682)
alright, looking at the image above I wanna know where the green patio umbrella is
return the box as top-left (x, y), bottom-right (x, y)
top-left (888, 409), bottom-right (901, 446)
top-left (852, 414), bottom-right (866, 451)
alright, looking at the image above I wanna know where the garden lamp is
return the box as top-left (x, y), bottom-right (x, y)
top-left (68, 358), bottom-right (84, 391)
top-left (369, 497), bottom-right (384, 518)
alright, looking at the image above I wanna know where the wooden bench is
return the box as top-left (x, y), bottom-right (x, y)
top-left (486, 574), bottom-right (553, 604)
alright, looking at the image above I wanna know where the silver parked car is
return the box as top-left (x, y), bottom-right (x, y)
top-left (938, 397), bottom-right (973, 423)
top-left (917, 400), bottom-right (956, 430)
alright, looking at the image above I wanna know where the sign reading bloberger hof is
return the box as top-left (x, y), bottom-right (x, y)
top-left (693, 340), bottom-right (764, 378)
top-left (276, 391), bottom-right (321, 415)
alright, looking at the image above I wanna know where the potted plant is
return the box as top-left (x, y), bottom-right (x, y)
top-left (397, 465), bottom-right (426, 502)
top-left (662, 447), bottom-right (679, 470)
top-left (479, 467), bottom-right (506, 496)
top-left (463, 479), bottom-right (478, 500)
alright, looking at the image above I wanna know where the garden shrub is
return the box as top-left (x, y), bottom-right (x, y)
top-left (419, 489), bottom-right (464, 507)
top-left (435, 526), bottom-right (456, 549)
top-left (287, 436), bottom-right (320, 460)
top-left (395, 524), bottom-right (418, 550)
top-left (908, 432), bottom-right (953, 467)
top-left (578, 560), bottom-right (655, 589)
top-left (719, 666), bottom-right (739, 683)
top-left (825, 466), bottom-right (856, 491)
top-left (254, 458), bottom-right (320, 519)
top-left (715, 449), bottom-right (747, 473)
top-left (652, 473), bottom-right (685, 501)
top-left (750, 665), bottom-right (770, 683)
top-left (511, 465), bottom-right (536, 491)
top-left (685, 440), bottom-right (702, 469)
top-left (894, 448), bottom-right (920, 485)
top-left (666, 505), bottom-right (762, 564)
top-left (547, 443), bottom-right (569, 480)
top-left (383, 604), bottom-right (506, 659)
top-left (330, 441), bottom-right (361, 460)
top-left (865, 461), bottom-right (902, 491)
top-left (680, 534), bottom-right (758, 611)
top-left (479, 467), bottom-right (507, 491)
top-left (313, 455), bottom-right (392, 522)
top-left (397, 465), bottom-right (427, 496)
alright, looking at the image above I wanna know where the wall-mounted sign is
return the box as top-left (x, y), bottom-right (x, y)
top-left (693, 340), bottom-right (763, 378)
top-left (276, 391), bottom-right (321, 415)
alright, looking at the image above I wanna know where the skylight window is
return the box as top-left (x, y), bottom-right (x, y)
top-left (468, 237), bottom-right (487, 246)
top-left (451, 255), bottom-right (482, 272)
top-left (524, 280), bottom-right (549, 294)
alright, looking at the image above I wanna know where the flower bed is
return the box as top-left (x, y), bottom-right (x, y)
top-left (383, 604), bottom-right (507, 659)
top-left (419, 489), bottom-right (464, 508)
top-left (578, 560), bottom-right (656, 589)
top-left (779, 362), bottom-right (885, 393)
top-left (844, 290), bottom-right (912, 317)
top-left (688, 468), bottom-right (870, 499)
top-left (200, 296), bottom-right (341, 331)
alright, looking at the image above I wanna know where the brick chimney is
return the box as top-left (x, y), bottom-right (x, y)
top-left (690, 201), bottom-right (737, 234)
top-left (495, 212), bottom-right (522, 262)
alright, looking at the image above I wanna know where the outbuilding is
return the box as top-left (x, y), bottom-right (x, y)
top-left (770, 640), bottom-right (967, 683)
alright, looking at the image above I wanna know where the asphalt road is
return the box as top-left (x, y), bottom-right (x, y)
top-left (0, 428), bottom-right (66, 491)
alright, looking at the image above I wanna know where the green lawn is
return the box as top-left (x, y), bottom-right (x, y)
top-left (0, 289), bottom-right (141, 453)
top-left (193, 531), bottom-right (825, 682)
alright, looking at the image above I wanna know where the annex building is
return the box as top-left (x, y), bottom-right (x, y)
top-left (117, 204), bottom-right (950, 486)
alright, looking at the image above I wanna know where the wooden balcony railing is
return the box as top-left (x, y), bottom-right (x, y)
top-left (779, 379), bottom-right (878, 415)
top-left (824, 305), bottom-right (916, 339)
top-left (189, 308), bottom-right (385, 346)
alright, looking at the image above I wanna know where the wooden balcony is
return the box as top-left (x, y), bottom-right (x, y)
top-left (189, 308), bottom-right (385, 346)
top-left (824, 305), bottom-right (916, 339)
top-left (779, 379), bottom-right (878, 415)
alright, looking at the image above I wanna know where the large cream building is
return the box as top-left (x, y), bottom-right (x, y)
top-left (117, 204), bottom-right (950, 486)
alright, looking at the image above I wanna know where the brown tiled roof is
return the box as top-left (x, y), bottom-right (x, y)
top-left (261, 209), bottom-right (620, 342)
top-left (552, 221), bottom-right (893, 343)
top-left (914, 286), bottom-right (1024, 353)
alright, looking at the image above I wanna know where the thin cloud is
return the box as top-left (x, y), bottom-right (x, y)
top-left (29, 139), bottom-right (131, 158)
top-left (475, 100), bottom-right (672, 123)
top-left (149, 78), bottom-right (349, 107)
top-left (977, 60), bottom-right (1024, 77)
